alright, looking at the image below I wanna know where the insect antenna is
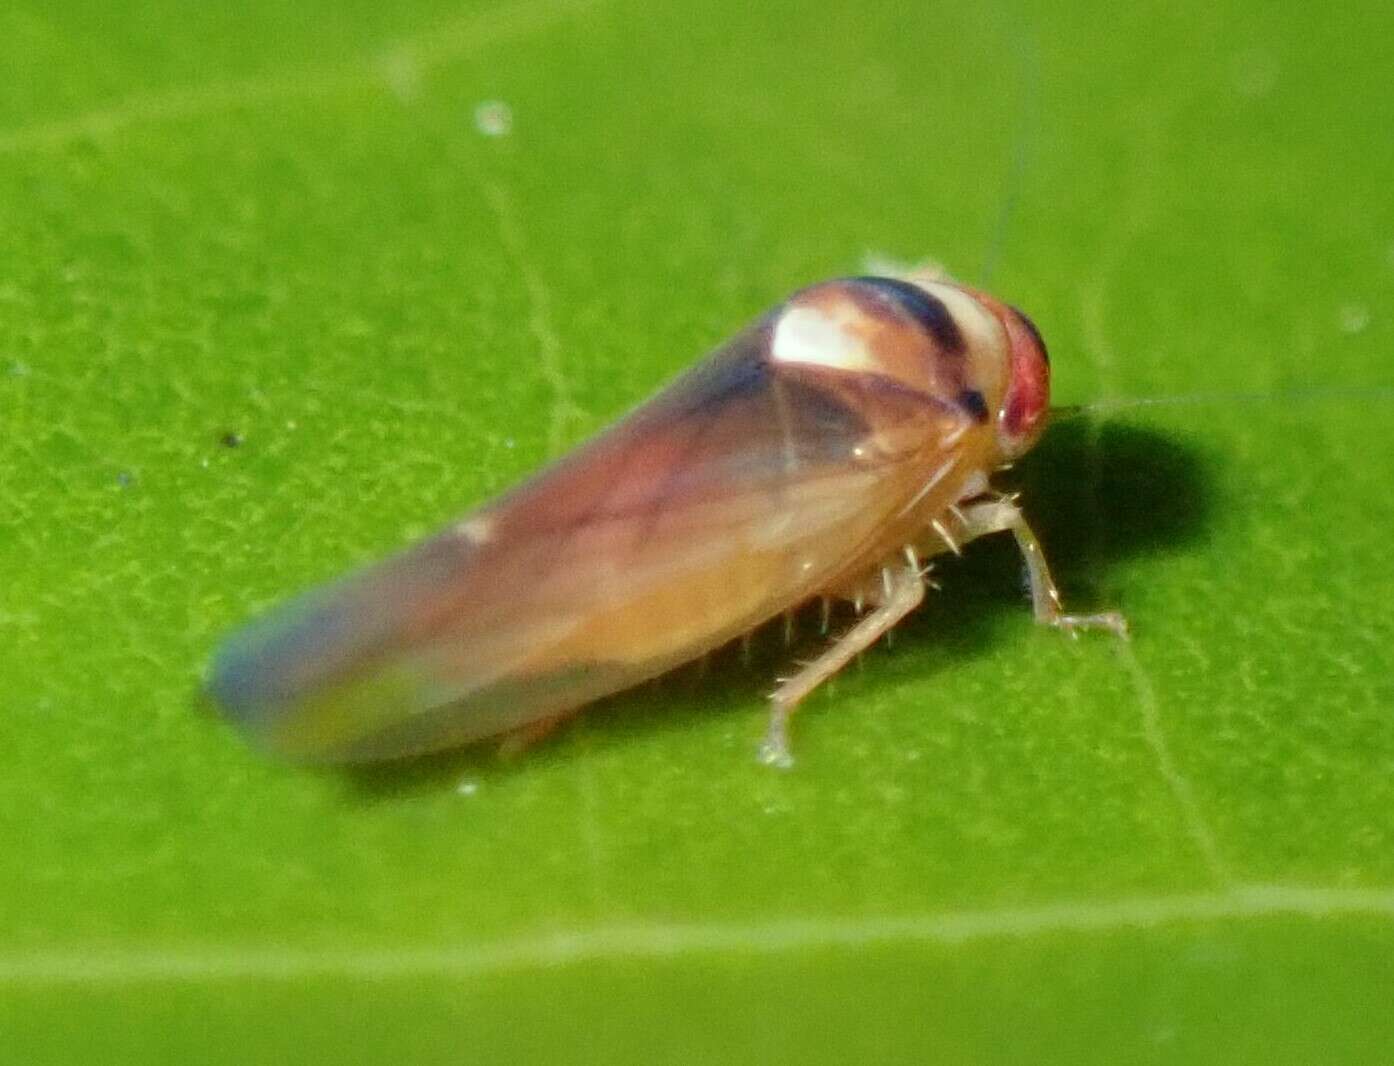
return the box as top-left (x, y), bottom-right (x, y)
top-left (1052, 384), bottom-right (1394, 420)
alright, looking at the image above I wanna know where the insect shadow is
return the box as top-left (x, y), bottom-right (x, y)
top-left (344, 417), bottom-right (1214, 800)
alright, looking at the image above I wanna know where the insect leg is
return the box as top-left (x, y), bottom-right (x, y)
top-left (759, 562), bottom-right (925, 769)
top-left (955, 498), bottom-right (1128, 638)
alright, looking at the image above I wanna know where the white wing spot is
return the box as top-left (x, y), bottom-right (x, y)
top-left (456, 515), bottom-right (495, 544)
top-left (771, 306), bottom-right (875, 373)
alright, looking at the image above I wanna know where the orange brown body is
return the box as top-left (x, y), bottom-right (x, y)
top-left (208, 272), bottom-right (1124, 765)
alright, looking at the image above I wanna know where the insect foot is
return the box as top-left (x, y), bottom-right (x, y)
top-left (758, 701), bottom-right (797, 770)
top-left (1051, 611), bottom-right (1130, 640)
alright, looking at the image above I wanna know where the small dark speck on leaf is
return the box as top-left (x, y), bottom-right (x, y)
top-left (115, 470), bottom-right (135, 488)
top-left (219, 430), bottom-right (245, 448)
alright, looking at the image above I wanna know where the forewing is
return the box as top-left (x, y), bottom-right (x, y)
top-left (208, 318), bottom-right (970, 761)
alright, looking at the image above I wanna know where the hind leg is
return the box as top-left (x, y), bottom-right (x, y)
top-left (759, 559), bottom-right (925, 768)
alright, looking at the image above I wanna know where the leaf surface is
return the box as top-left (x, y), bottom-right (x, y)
top-left (3, 1), bottom-right (1393, 1061)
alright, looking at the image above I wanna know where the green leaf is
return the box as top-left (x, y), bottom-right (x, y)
top-left (3, 0), bottom-right (1393, 1062)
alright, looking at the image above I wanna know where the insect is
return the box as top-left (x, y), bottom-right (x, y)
top-left (208, 271), bottom-right (1126, 767)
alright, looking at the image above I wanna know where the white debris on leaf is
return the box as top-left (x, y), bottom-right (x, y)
top-left (474, 100), bottom-right (513, 137)
top-left (1337, 303), bottom-right (1370, 334)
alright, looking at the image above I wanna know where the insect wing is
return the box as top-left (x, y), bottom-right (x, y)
top-left (209, 317), bottom-right (968, 761)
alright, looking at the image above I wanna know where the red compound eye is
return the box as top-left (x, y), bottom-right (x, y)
top-left (996, 306), bottom-right (1051, 460)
